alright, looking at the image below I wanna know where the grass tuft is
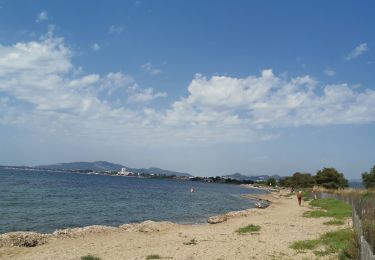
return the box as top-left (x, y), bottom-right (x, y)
top-left (291, 228), bottom-right (354, 257)
top-left (236, 224), bottom-right (261, 234)
top-left (146, 255), bottom-right (161, 260)
top-left (290, 239), bottom-right (319, 250)
top-left (81, 255), bottom-right (102, 260)
top-left (183, 238), bottom-right (197, 245)
top-left (323, 219), bottom-right (345, 225)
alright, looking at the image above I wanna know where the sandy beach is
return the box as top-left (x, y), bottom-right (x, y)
top-left (0, 190), bottom-right (349, 260)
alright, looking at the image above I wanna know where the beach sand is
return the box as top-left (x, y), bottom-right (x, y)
top-left (0, 191), bottom-right (349, 260)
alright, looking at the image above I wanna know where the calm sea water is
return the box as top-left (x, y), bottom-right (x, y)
top-left (0, 168), bottom-right (266, 234)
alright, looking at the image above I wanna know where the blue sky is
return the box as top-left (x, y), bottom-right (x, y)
top-left (0, 1), bottom-right (374, 178)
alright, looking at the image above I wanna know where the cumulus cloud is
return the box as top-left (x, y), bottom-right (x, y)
top-left (0, 32), bottom-right (165, 141)
top-left (0, 33), bottom-right (375, 145)
top-left (163, 70), bottom-right (375, 134)
top-left (345, 43), bottom-right (369, 60)
top-left (129, 88), bottom-right (167, 103)
top-left (36, 11), bottom-right (48, 22)
top-left (91, 43), bottom-right (100, 51)
top-left (141, 62), bottom-right (162, 75)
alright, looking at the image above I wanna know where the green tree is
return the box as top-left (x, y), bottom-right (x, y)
top-left (266, 177), bottom-right (277, 187)
top-left (362, 165), bottom-right (375, 189)
top-left (315, 167), bottom-right (348, 189)
top-left (279, 172), bottom-right (314, 188)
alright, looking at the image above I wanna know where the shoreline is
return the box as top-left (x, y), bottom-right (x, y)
top-left (0, 193), bottom-right (273, 247)
top-left (0, 189), bottom-right (348, 259)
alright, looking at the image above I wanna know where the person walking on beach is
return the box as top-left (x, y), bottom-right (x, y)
top-left (297, 191), bottom-right (302, 206)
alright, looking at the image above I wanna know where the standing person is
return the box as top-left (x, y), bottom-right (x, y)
top-left (297, 191), bottom-right (302, 206)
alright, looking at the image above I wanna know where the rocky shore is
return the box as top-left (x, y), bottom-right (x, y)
top-left (0, 189), bottom-right (346, 260)
top-left (0, 221), bottom-right (177, 248)
top-left (0, 194), bottom-right (272, 249)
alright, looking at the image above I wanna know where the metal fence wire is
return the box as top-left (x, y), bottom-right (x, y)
top-left (319, 192), bottom-right (375, 260)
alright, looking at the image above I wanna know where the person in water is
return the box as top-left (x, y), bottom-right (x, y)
top-left (297, 191), bottom-right (302, 206)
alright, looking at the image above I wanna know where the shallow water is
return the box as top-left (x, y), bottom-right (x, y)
top-left (0, 168), bottom-right (266, 234)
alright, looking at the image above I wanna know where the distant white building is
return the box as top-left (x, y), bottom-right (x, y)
top-left (118, 168), bottom-right (130, 176)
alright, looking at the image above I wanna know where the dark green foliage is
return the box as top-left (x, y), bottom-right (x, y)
top-left (362, 165), bottom-right (375, 189)
top-left (315, 168), bottom-right (348, 189)
top-left (266, 177), bottom-right (277, 187)
top-left (304, 198), bottom-right (352, 219)
top-left (81, 255), bottom-right (102, 260)
top-left (279, 172), bottom-right (315, 188)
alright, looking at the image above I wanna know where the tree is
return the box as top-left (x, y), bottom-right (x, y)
top-left (266, 177), bottom-right (277, 187)
top-left (315, 167), bottom-right (348, 189)
top-left (279, 172), bottom-right (314, 188)
top-left (362, 165), bottom-right (375, 189)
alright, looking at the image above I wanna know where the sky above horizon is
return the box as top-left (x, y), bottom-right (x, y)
top-left (0, 1), bottom-right (374, 178)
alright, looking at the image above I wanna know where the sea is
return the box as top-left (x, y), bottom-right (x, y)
top-left (0, 167), bottom-right (267, 234)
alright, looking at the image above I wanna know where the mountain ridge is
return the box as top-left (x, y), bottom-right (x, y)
top-left (37, 161), bottom-right (192, 177)
top-left (222, 172), bottom-right (282, 181)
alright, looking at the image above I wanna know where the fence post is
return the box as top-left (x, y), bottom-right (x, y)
top-left (319, 192), bottom-right (375, 260)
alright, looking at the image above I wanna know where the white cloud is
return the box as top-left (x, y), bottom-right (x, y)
top-left (324, 68), bottom-right (335, 76)
top-left (36, 11), bottom-right (48, 23)
top-left (0, 32), bottom-right (163, 139)
top-left (91, 43), bottom-right (100, 51)
top-left (129, 88), bottom-right (167, 103)
top-left (345, 43), bottom-right (369, 60)
top-left (141, 62), bottom-right (162, 75)
top-left (163, 70), bottom-right (375, 136)
top-left (0, 33), bottom-right (375, 145)
top-left (108, 25), bottom-right (124, 34)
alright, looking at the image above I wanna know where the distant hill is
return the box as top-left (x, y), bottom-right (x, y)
top-left (37, 161), bottom-right (192, 177)
top-left (37, 161), bottom-right (125, 171)
top-left (223, 173), bottom-right (282, 182)
top-left (222, 173), bottom-right (252, 181)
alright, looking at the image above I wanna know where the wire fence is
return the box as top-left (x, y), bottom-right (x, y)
top-left (319, 192), bottom-right (375, 260)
